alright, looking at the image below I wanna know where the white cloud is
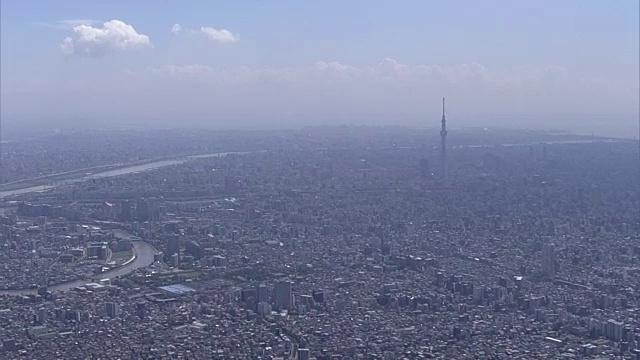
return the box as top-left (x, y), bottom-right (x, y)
top-left (148, 64), bottom-right (214, 76)
top-left (170, 23), bottom-right (182, 35)
top-left (60, 37), bottom-right (75, 54)
top-left (58, 19), bottom-right (100, 28)
top-left (39, 19), bottom-right (100, 30)
top-left (199, 27), bottom-right (238, 44)
top-left (141, 60), bottom-right (570, 89)
top-left (60, 20), bottom-right (151, 56)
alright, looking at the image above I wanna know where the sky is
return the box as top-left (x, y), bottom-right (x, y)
top-left (1, 0), bottom-right (639, 136)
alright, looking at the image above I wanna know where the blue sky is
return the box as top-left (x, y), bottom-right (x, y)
top-left (1, 0), bottom-right (638, 135)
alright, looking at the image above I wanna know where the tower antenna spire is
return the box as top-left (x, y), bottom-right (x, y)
top-left (442, 97), bottom-right (445, 118)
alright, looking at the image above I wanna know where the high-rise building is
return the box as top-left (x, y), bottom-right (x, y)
top-left (257, 302), bottom-right (271, 317)
top-left (171, 253), bottom-right (180, 268)
top-left (542, 243), bottom-right (555, 278)
top-left (36, 308), bottom-right (47, 324)
top-left (606, 319), bottom-right (624, 341)
top-left (135, 301), bottom-right (146, 319)
top-left (105, 302), bottom-right (119, 318)
top-left (185, 240), bottom-right (204, 259)
top-left (274, 280), bottom-right (293, 310)
top-left (257, 284), bottom-right (269, 303)
top-left (167, 235), bottom-right (180, 256)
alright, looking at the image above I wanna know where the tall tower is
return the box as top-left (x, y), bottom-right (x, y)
top-left (440, 97), bottom-right (448, 179)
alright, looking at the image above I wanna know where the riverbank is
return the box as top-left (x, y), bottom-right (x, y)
top-left (0, 241), bottom-right (157, 296)
top-left (0, 156), bottom-right (179, 194)
top-left (0, 151), bottom-right (255, 199)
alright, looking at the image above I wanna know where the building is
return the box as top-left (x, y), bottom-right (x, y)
top-left (274, 280), bottom-right (293, 310)
top-left (135, 302), bottom-right (146, 319)
top-left (257, 284), bottom-right (269, 303)
top-left (35, 308), bottom-right (47, 325)
top-left (212, 255), bottom-right (227, 267)
top-left (542, 243), bottom-right (555, 278)
top-left (298, 348), bottom-right (310, 360)
top-left (166, 235), bottom-right (180, 256)
top-left (170, 253), bottom-right (180, 268)
top-left (606, 319), bottom-right (624, 341)
top-left (185, 240), bottom-right (204, 259)
top-left (87, 242), bottom-right (108, 260)
top-left (105, 302), bottom-right (118, 318)
top-left (257, 302), bottom-right (272, 317)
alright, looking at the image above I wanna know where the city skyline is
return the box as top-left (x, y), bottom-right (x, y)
top-left (1, 0), bottom-right (639, 137)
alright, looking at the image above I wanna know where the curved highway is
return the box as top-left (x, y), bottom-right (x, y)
top-left (0, 241), bottom-right (157, 296)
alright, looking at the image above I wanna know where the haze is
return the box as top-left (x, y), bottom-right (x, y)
top-left (1, 0), bottom-right (638, 137)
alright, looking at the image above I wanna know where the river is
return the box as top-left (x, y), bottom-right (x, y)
top-left (0, 151), bottom-right (251, 199)
top-left (0, 240), bottom-right (157, 296)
